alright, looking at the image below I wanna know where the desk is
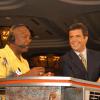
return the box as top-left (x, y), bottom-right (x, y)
top-left (0, 77), bottom-right (100, 100)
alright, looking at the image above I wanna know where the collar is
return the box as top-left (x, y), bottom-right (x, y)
top-left (4, 45), bottom-right (23, 61)
top-left (74, 48), bottom-right (87, 59)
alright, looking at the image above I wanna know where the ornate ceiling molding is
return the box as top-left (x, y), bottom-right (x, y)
top-left (0, 0), bottom-right (26, 10)
top-left (60, 0), bottom-right (100, 5)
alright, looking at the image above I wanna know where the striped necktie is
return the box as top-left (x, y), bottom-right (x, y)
top-left (79, 53), bottom-right (87, 70)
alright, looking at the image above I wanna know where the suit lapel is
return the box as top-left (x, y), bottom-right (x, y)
top-left (87, 49), bottom-right (93, 72)
top-left (71, 50), bottom-right (87, 73)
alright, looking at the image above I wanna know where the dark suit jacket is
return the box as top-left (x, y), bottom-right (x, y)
top-left (60, 49), bottom-right (100, 82)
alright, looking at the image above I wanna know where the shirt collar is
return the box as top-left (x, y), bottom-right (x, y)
top-left (74, 48), bottom-right (87, 59)
top-left (4, 44), bottom-right (23, 61)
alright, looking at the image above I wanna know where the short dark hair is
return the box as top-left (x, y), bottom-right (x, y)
top-left (67, 22), bottom-right (88, 36)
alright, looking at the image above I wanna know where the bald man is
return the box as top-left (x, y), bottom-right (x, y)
top-left (0, 24), bottom-right (46, 78)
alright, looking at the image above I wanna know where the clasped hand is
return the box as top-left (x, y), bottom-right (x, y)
top-left (23, 67), bottom-right (54, 76)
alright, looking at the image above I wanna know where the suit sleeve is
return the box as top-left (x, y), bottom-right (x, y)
top-left (59, 57), bottom-right (75, 77)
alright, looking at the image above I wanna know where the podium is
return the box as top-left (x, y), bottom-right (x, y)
top-left (0, 77), bottom-right (100, 100)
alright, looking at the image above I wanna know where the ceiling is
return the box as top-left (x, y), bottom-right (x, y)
top-left (0, 0), bottom-right (100, 55)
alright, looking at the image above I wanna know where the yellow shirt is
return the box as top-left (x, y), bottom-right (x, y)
top-left (0, 45), bottom-right (30, 78)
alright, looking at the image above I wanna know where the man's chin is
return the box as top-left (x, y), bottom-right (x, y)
top-left (22, 48), bottom-right (29, 52)
top-left (72, 47), bottom-right (80, 52)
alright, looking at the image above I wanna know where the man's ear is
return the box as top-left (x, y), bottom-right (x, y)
top-left (85, 36), bottom-right (88, 43)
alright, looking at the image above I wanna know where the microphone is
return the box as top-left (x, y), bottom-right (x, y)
top-left (14, 43), bottom-right (28, 48)
top-left (17, 44), bottom-right (27, 48)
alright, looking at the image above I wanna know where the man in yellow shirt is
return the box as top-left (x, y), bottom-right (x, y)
top-left (0, 24), bottom-right (45, 78)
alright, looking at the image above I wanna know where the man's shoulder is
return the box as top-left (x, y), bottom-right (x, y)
top-left (0, 46), bottom-right (9, 58)
top-left (87, 49), bottom-right (100, 56)
top-left (88, 49), bottom-right (100, 53)
top-left (0, 48), bottom-right (5, 54)
top-left (60, 50), bottom-right (74, 59)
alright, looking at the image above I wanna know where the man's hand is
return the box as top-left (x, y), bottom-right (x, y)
top-left (43, 72), bottom-right (54, 76)
top-left (97, 78), bottom-right (100, 82)
top-left (22, 67), bottom-right (45, 76)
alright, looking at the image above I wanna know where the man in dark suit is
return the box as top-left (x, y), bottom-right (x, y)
top-left (60, 22), bottom-right (100, 82)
